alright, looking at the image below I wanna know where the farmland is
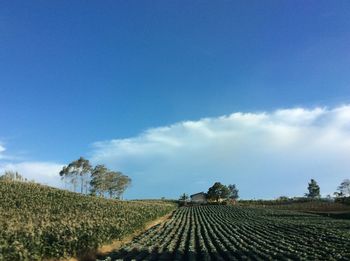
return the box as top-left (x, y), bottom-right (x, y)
top-left (0, 181), bottom-right (175, 260)
top-left (100, 205), bottom-right (350, 260)
top-left (1, 181), bottom-right (350, 261)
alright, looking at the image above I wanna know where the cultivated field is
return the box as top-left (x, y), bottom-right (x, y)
top-left (99, 205), bottom-right (350, 260)
top-left (0, 181), bottom-right (175, 260)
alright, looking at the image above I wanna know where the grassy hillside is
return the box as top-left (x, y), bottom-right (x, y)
top-left (0, 181), bottom-right (176, 260)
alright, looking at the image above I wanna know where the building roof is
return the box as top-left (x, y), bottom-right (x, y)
top-left (190, 192), bottom-right (206, 198)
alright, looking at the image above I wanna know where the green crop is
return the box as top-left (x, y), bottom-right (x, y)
top-left (0, 181), bottom-right (175, 260)
top-left (102, 205), bottom-right (350, 260)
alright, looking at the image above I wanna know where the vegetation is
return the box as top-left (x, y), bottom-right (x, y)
top-left (335, 179), bottom-right (350, 198)
top-left (0, 171), bottom-right (30, 182)
top-left (59, 157), bottom-right (131, 198)
top-left (335, 196), bottom-right (350, 205)
top-left (2, 170), bottom-right (349, 260)
top-left (239, 198), bottom-right (350, 212)
top-left (59, 156), bottom-right (92, 193)
top-left (100, 205), bottom-right (350, 260)
top-left (0, 181), bottom-right (175, 260)
top-left (206, 182), bottom-right (239, 202)
top-left (179, 193), bottom-right (189, 201)
top-left (90, 164), bottom-right (131, 199)
top-left (305, 179), bottom-right (320, 199)
top-left (228, 184), bottom-right (239, 200)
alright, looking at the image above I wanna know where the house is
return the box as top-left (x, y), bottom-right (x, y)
top-left (190, 192), bottom-right (207, 204)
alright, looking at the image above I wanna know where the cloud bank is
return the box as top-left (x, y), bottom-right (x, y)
top-left (0, 161), bottom-right (63, 186)
top-left (0, 144), bottom-right (63, 187)
top-left (2, 105), bottom-right (349, 199)
top-left (92, 105), bottom-right (350, 199)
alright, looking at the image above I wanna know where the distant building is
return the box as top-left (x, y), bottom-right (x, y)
top-left (190, 192), bottom-right (207, 204)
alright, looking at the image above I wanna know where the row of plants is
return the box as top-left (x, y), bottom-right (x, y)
top-left (101, 205), bottom-right (350, 260)
top-left (0, 181), bottom-right (175, 260)
top-left (239, 197), bottom-right (350, 213)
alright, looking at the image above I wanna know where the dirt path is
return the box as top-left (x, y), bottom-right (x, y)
top-left (97, 212), bottom-right (173, 255)
top-left (66, 211), bottom-right (174, 261)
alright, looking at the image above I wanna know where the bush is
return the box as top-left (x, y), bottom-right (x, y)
top-left (335, 197), bottom-right (350, 205)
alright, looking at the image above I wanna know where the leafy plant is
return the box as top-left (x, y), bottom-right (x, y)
top-left (0, 181), bottom-right (175, 260)
top-left (103, 205), bottom-right (350, 260)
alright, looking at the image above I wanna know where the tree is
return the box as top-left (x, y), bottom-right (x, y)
top-left (104, 171), bottom-right (118, 198)
top-left (103, 170), bottom-right (131, 199)
top-left (90, 165), bottom-right (131, 199)
top-left (115, 173), bottom-right (131, 199)
top-left (90, 165), bottom-right (108, 196)
top-left (277, 196), bottom-right (289, 201)
top-left (336, 179), bottom-right (350, 197)
top-left (228, 184), bottom-right (239, 200)
top-left (207, 182), bottom-right (230, 202)
top-left (59, 157), bottom-right (92, 193)
top-left (305, 179), bottom-right (320, 199)
top-left (179, 193), bottom-right (189, 201)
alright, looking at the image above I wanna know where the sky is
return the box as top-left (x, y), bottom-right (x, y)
top-left (1, 1), bottom-right (350, 199)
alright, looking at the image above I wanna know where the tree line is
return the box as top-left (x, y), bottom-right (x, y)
top-left (59, 157), bottom-right (131, 199)
top-left (180, 178), bottom-right (350, 203)
top-left (305, 178), bottom-right (350, 199)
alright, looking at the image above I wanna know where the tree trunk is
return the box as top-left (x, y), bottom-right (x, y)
top-left (81, 177), bottom-right (84, 194)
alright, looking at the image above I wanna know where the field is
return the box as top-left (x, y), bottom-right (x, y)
top-left (240, 199), bottom-right (350, 213)
top-left (0, 181), bottom-right (175, 260)
top-left (99, 205), bottom-right (350, 260)
top-left (2, 182), bottom-right (350, 261)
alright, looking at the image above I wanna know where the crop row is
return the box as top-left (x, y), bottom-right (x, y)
top-left (100, 205), bottom-right (350, 260)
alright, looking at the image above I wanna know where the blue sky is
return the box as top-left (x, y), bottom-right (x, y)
top-left (1, 1), bottom-right (350, 199)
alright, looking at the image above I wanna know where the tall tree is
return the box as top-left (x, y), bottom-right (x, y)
top-left (336, 179), bottom-right (350, 197)
top-left (90, 165), bottom-right (131, 199)
top-left (105, 171), bottom-right (120, 198)
top-left (115, 173), bottom-right (131, 199)
top-left (179, 193), bottom-right (189, 201)
top-left (90, 164), bottom-right (108, 196)
top-left (228, 184), bottom-right (239, 200)
top-left (103, 171), bottom-right (131, 199)
top-left (207, 182), bottom-right (230, 202)
top-left (305, 179), bottom-right (320, 199)
top-left (60, 165), bottom-right (77, 191)
top-left (59, 157), bottom-right (92, 193)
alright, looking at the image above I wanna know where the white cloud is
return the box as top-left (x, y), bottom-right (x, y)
top-left (0, 161), bottom-right (63, 187)
top-left (91, 105), bottom-right (350, 199)
top-left (0, 141), bottom-right (63, 187)
top-left (0, 144), bottom-right (6, 159)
